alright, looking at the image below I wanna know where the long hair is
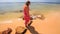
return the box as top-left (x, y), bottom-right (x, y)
top-left (26, 1), bottom-right (30, 6)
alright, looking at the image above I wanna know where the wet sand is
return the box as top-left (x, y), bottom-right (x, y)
top-left (0, 12), bottom-right (60, 34)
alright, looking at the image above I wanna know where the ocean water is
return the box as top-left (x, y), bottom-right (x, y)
top-left (0, 2), bottom-right (60, 13)
top-left (0, 2), bottom-right (24, 13)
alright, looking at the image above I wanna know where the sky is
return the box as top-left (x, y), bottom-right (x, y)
top-left (0, 0), bottom-right (60, 2)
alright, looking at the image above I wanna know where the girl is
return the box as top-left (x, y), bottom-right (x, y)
top-left (23, 1), bottom-right (31, 27)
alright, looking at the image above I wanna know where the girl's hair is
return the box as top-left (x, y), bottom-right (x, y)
top-left (26, 1), bottom-right (30, 6)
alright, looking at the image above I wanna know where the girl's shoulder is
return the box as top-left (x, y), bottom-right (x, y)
top-left (23, 5), bottom-right (27, 8)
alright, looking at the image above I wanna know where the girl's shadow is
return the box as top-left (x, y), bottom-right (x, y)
top-left (27, 26), bottom-right (40, 34)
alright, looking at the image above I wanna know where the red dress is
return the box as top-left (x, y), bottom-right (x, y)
top-left (23, 5), bottom-right (30, 26)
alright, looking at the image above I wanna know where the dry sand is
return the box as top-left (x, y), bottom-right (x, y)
top-left (0, 12), bottom-right (60, 34)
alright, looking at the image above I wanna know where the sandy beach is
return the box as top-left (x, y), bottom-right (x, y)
top-left (0, 11), bottom-right (60, 34)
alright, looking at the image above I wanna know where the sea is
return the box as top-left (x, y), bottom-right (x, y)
top-left (0, 2), bottom-right (60, 13)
